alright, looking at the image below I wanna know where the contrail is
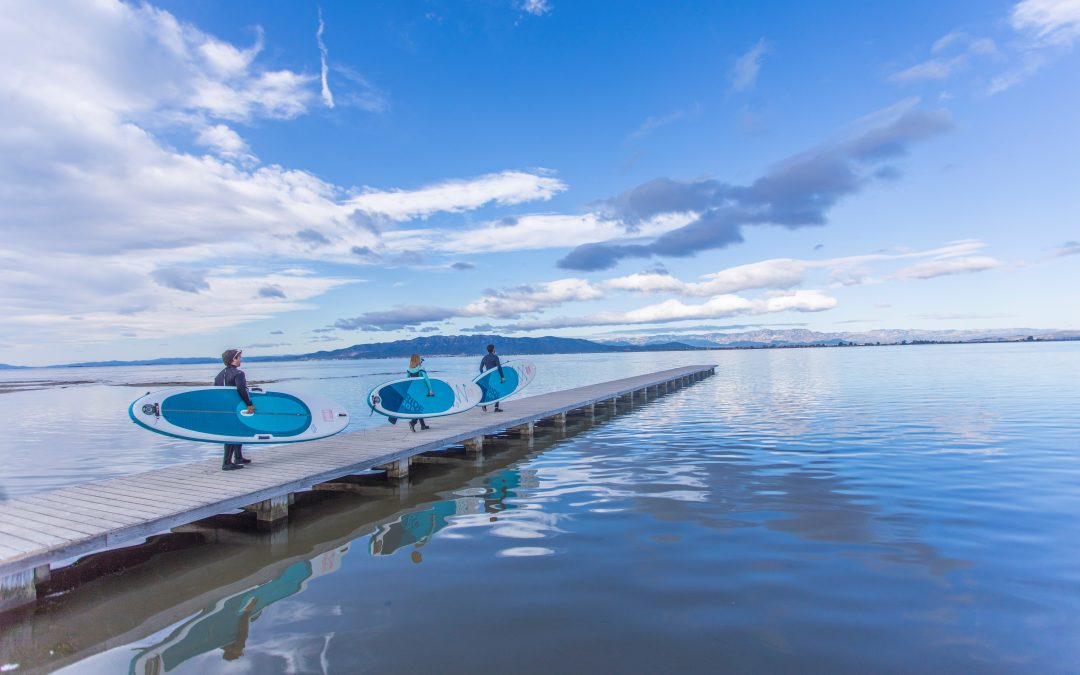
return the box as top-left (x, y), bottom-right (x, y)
top-left (317, 8), bottom-right (335, 108)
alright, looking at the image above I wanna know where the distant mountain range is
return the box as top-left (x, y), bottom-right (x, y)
top-left (22, 328), bottom-right (1080, 369)
top-left (52, 335), bottom-right (698, 368)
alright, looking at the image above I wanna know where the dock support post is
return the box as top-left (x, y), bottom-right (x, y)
top-left (553, 412), bottom-right (567, 431)
top-left (511, 421), bottom-right (534, 438)
top-left (253, 495), bottom-right (290, 524)
top-left (0, 569), bottom-right (36, 613)
top-left (463, 435), bottom-right (484, 458)
top-left (377, 458), bottom-right (410, 480)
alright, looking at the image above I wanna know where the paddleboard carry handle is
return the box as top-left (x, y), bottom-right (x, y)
top-left (141, 403), bottom-right (160, 417)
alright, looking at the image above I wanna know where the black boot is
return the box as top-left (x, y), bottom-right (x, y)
top-left (420, 420), bottom-right (431, 430)
top-left (236, 452), bottom-right (252, 465)
top-left (494, 405), bottom-right (503, 413)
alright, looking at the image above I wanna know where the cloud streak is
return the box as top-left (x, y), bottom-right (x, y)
top-left (317, 8), bottom-right (334, 108)
top-left (731, 39), bottom-right (771, 92)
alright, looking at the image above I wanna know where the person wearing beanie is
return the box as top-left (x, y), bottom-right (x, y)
top-left (479, 343), bottom-right (506, 412)
top-left (215, 348), bottom-right (255, 470)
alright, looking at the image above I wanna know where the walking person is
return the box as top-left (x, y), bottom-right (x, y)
top-left (215, 348), bottom-right (255, 470)
top-left (480, 343), bottom-right (506, 412)
top-left (388, 353), bottom-right (434, 431)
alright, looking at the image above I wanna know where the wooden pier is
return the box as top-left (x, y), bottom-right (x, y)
top-left (0, 364), bottom-right (715, 612)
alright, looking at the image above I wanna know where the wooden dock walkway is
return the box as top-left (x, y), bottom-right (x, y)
top-left (0, 364), bottom-right (715, 611)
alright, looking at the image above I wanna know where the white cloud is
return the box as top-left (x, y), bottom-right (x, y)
top-left (521, 0), bottom-right (553, 17)
top-left (460, 279), bottom-right (604, 317)
top-left (195, 123), bottom-right (255, 162)
top-left (731, 39), bottom-right (771, 92)
top-left (1011, 0), bottom-right (1080, 45)
top-left (401, 211), bottom-right (695, 255)
top-left (347, 170), bottom-right (567, 221)
top-left (496, 290), bottom-right (838, 331)
top-left (317, 8), bottom-right (335, 108)
top-left (890, 256), bottom-right (1002, 280)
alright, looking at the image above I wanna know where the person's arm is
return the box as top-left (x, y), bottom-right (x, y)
top-left (235, 370), bottom-right (255, 411)
top-left (496, 356), bottom-right (504, 382)
top-left (421, 369), bottom-right (434, 396)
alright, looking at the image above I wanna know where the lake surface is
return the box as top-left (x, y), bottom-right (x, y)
top-left (1, 343), bottom-right (1079, 673)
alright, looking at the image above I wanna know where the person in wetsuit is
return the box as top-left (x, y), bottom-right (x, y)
top-left (215, 348), bottom-right (255, 470)
top-left (387, 353), bottom-right (434, 431)
top-left (480, 343), bottom-right (506, 412)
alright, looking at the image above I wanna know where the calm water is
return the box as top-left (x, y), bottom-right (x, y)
top-left (2, 343), bottom-right (1079, 673)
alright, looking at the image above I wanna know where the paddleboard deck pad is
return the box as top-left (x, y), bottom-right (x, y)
top-left (129, 386), bottom-right (349, 444)
top-left (368, 376), bottom-right (482, 419)
top-left (474, 360), bottom-right (536, 405)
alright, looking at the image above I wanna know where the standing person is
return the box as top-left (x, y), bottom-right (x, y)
top-left (388, 353), bottom-right (434, 431)
top-left (480, 343), bottom-right (506, 412)
top-left (215, 348), bottom-right (255, 470)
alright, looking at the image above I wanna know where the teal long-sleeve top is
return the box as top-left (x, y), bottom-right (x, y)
top-left (406, 365), bottom-right (432, 392)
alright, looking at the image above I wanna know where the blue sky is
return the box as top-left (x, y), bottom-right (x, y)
top-left (0, 0), bottom-right (1077, 365)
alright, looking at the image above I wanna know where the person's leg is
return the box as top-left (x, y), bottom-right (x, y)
top-left (223, 444), bottom-right (243, 470)
top-left (409, 418), bottom-right (417, 432)
top-left (420, 417), bottom-right (430, 430)
top-left (494, 403), bottom-right (503, 412)
top-left (235, 444), bottom-right (252, 464)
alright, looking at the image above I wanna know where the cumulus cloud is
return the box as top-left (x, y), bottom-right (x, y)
top-left (557, 99), bottom-right (954, 271)
top-left (450, 261), bottom-right (476, 270)
top-left (731, 39), bottom-right (771, 92)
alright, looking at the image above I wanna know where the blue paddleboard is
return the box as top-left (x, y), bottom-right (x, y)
top-left (473, 360), bottom-right (536, 406)
top-left (129, 386), bottom-right (349, 444)
top-left (367, 376), bottom-right (481, 419)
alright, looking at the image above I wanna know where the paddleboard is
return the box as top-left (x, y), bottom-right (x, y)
top-left (129, 386), bottom-right (349, 444)
top-left (473, 359), bottom-right (536, 406)
top-left (367, 376), bottom-right (482, 419)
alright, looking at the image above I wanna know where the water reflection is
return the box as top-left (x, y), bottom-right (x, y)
top-left (129, 546), bottom-right (349, 674)
top-left (369, 468), bottom-right (537, 557)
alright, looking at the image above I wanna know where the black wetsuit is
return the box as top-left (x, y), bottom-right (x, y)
top-left (215, 365), bottom-right (253, 465)
top-left (480, 353), bottom-right (505, 410)
top-left (480, 353), bottom-right (504, 378)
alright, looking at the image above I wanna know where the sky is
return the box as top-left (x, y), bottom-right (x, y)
top-left (0, 0), bottom-right (1077, 366)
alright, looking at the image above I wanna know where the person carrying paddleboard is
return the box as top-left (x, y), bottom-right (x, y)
top-left (215, 348), bottom-right (255, 470)
top-left (480, 343), bottom-right (506, 412)
top-left (387, 353), bottom-right (434, 431)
